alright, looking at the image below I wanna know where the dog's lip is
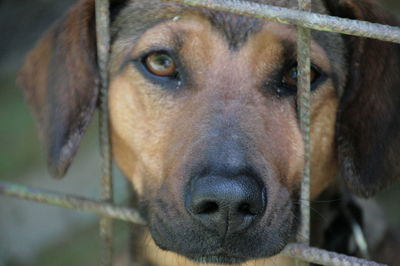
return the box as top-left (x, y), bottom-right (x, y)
top-left (185, 248), bottom-right (249, 263)
top-left (188, 253), bottom-right (247, 264)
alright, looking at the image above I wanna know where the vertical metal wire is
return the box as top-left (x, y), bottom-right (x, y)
top-left (296, 0), bottom-right (311, 265)
top-left (95, 0), bottom-right (114, 265)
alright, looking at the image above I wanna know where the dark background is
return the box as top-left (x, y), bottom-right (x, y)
top-left (0, 0), bottom-right (399, 265)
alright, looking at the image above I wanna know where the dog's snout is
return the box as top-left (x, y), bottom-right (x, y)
top-left (186, 174), bottom-right (266, 235)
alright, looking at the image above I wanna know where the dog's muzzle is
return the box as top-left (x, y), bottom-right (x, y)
top-left (148, 127), bottom-right (294, 263)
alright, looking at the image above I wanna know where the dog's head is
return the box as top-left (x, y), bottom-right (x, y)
top-left (19, 0), bottom-right (400, 263)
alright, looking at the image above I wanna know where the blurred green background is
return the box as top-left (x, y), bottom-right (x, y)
top-left (0, 0), bottom-right (399, 265)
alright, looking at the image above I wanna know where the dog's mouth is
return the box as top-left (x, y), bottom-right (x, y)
top-left (144, 180), bottom-right (298, 264)
top-left (147, 196), bottom-right (296, 264)
top-left (188, 254), bottom-right (247, 264)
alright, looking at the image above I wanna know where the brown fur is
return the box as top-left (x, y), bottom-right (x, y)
top-left (19, 0), bottom-right (400, 265)
top-left (19, 0), bottom-right (99, 177)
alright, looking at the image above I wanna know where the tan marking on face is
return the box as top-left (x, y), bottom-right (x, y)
top-left (238, 22), bottom-right (338, 195)
top-left (110, 15), bottom-right (226, 196)
top-left (258, 25), bottom-right (340, 197)
top-left (310, 84), bottom-right (339, 198)
top-left (110, 12), bottom-right (339, 196)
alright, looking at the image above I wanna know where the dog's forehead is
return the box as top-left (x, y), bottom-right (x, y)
top-left (121, 0), bottom-right (327, 10)
top-left (111, 0), bottom-right (332, 52)
top-left (112, 0), bottom-right (329, 42)
top-left (111, 0), bottom-right (345, 90)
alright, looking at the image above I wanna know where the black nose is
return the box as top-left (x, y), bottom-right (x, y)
top-left (186, 174), bottom-right (266, 235)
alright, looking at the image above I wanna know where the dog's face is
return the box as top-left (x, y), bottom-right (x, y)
top-left (19, 0), bottom-right (400, 264)
top-left (109, 3), bottom-right (344, 261)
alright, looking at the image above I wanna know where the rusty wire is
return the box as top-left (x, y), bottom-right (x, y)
top-left (1, 0), bottom-right (400, 265)
top-left (95, 0), bottom-right (114, 265)
top-left (0, 181), bottom-right (145, 224)
top-left (0, 181), bottom-right (387, 265)
top-left (296, 1), bottom-right (311, 265)
top-left (171, 0), bottom-right (400, 43)
top-left (283, 244), bottom-right (385, 266)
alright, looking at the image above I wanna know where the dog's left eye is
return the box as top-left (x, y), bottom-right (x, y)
top-left (143, 52), bottom-right (177, 78)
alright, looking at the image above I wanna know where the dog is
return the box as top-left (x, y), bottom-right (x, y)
top-left (18, 0), bottom-right (400, 265)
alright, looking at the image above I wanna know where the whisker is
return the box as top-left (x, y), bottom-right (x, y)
top-left (292, 201), bottom-right (328, 223)
top-left (297, 198), bottom-right (342, 204)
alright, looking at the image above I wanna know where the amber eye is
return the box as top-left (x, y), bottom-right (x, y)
top-left (144, 52), bottom-right (177, 77)
top-left (282, 65), bottom-right (319, 88)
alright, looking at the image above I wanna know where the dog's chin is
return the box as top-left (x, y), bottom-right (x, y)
top-left (187, 254), bottom-right (247, 264)
top-left (154, 240), bottom-right (288, 265)
top-left (169, 244), bottom-right (288, 264)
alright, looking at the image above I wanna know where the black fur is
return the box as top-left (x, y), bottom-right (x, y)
top-left (324, 0), bottom-right (400, 197)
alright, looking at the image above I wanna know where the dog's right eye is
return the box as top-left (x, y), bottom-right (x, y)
top-left (143, 52), bottom-right (177, 78)
top-left (275, 63), bottom-right (323, 96)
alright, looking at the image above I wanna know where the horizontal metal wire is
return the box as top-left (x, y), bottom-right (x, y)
top-left (0, 181), bottom-right (387, 265)
top-left (171, 0), bottom-right (400, 43)
top-left (0, 181), bottom-right (145, 225)
top-left (283, 244), bottom-right (386, 266)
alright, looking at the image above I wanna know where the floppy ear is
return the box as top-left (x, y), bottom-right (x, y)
top-left (18, 0), bottom-right (99, 178)
top-left (325, 0), bottom-right (400, 197)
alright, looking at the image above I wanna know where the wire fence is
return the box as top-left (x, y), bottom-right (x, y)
top-left (95, 0), bottom-right (114, 264)
top-left (296, 1), bottom-right (311, 265)
top-left (1, 0), bottom-right (400, 265)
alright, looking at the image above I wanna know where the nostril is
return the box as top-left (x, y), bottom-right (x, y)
top-left (237, 202), bottom-right (253, 215)
top-left (195, 201), bottom-right (219, 214)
